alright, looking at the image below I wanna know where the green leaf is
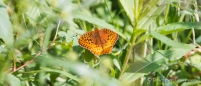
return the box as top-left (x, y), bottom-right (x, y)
top-left (150, 31), bottom-right (195, 48)
top-left (14, 29), bottom-right (38, 48)
top-left (135, 31), bottom-right (150, 45)
top-left (136, 22), bottom-right (201, 46)
top-left (122, 46), bottom-right (194, 83)
top-left (5, 74), bottom-right (20, 86)
top-left (73, 12), bottom-right (127, 40)
top-left (158, 73), bottom-right (174, 86)
top-left (66, 30), bottom-right (79, 46)
top-left (122, 51), bottom-right (168, 83)
top-left (58, 31), bottom-right (67, 37)
top-left (81, 49), bottom-right (94, 62)
top-left (138, 0), bottom-right (172, 29)
top-left (26, 4), bottom-right (41, 26)
top-left (113, 58), bottom-right (121, 71)
top-left (0, 58), bottom-right (10, 80)
top-left (133, 29), bottom-right (146, 37)
top-left (158, 22), bottom-right (201, 35)
top-left (36, 55), bottom-right (120, 85)
top-left (119, 0), bottom-right (134, 23)
top-left (189, 54), bottom-right (201, 70)
top-left (40, 67), bottom-right (80, 82)
top-left (181, 80), bottom-right (201, 86)
top-left (158, 48), bottom-right (194, 61)
top-left (0, 1), bottom-right (13, 47)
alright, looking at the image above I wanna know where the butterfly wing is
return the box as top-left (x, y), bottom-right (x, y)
top-left (99, 28), bottom-right (119, 54)
top-left (78, 31), bottom-right (103, 56)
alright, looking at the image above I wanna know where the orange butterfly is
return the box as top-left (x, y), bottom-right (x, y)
top-left (78, 27), bottom-right (119, 56)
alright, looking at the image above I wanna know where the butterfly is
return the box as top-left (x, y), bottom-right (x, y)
top-left (78, 27), bottom-right (119, 56)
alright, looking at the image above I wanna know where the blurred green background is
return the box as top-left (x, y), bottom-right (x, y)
top-left (0, 0), bottom-right (201, 86)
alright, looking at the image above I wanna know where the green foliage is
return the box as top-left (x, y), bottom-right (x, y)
top-left (0, 0), bottom-right (13, 47)
top-left (0, 0), bottom-right (201, 86)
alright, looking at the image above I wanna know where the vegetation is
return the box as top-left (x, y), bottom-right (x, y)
top-left (0, 0), bottom-right (201, 86)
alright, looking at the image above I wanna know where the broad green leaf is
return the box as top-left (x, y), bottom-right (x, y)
top-left (36, 55), bottom-right (120, 85)
top-left (14, 29), bottom-right (38, 48)
top-left (59, 29), bottom-right (84, 46)
top-left (150, 31), bottom-right (195, 48)
top-left (113, 58), bottom-right (121, 71)
top-left (122, 51), bottom-right (167, 83)
top-left (138, 0), bottom-right (172, 29)
top-left (0, 45), bottom-right (7, 53)
top-left (119, 0), bottom-right (134, 23)
top-left (136, 22), bottom-right (201, 46)
top-left (58, 31), bottom-right (67, 37)
top-left (26, 4), bottom-right (41, 26)
top-left (110, 67), bottom-right (116, 77)
top-left (40, 67), bottom-right (80, 82)
top-left (122, 72), bottom-right (145, 84)
top-left (0, 57), bottom-right (10, 80)
top-left (66, 30), bottom-right (79, 46)
top-left (158, 73), bottom-right (174, 86)
top-left (158, 48), bottom-right (194, 61)
top-left (135, 31), bottom-right (150, 45)
top-left (158, 22), bottom-right (201, 35)
top-left (5, 74), bottom-right (20, 86)
top-left (189, 54), bottom-right (201, 70)
top-left (133, 29), bottom-right (146, 37)
top-left (0, 1), bottom-right (13, 47)
top-left (81, 49), bottom-right (94, 62)
top-left (25, 1), bottom-right (54, 27)
top-left (122, 46), bottom-right (194, 83)
top-left (73, 12), bottom-right (127, 39)
top-left (181, 80), bottom-right (201, 86)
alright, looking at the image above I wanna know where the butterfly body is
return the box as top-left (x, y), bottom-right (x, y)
top-left (78, 27), bottom-right (118, 56)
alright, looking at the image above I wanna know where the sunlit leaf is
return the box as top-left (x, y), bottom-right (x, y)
top-left (122, 46), bottom-right (194, 83)
top-left (5, 74), bottom-right (20, 86)
top-left (122, 51), bottom-right (167, 83)
top-left (119, 0), bottom-right (134, 23)
top-left (138, 0), bottom-right (172, 29)
top-left (150, 31), bottom-right (195, 48)
top-left (189, 54), bottom-right (201, 70)
top-left (181, 80), bottom-right (201, 86)
top-left (41, 67), bottom-right (80, 81)
top-left (0, 1), bottom-right (13, 47)
top-left (36, 55), bottom-right (120, 85)
top-left (74, 12), bottom-right (127, 40)
top-left (158, 22), bottom-right (201, 35)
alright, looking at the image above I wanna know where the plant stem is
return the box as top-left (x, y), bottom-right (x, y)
top-left (11, 50), bottom-right (16, 72)
top-left (118, 26), bottom-right (137, 79)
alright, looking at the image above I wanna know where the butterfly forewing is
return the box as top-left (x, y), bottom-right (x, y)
top-left (78, 31), bottom-right (93, 49)
top-left (78, 30), bottom-right (103, 56)
top-left (99, 29), bottom-right (119, 54)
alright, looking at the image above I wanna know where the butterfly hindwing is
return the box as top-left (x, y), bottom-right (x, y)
top-left (99, 28), bottom-right (119, 54)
